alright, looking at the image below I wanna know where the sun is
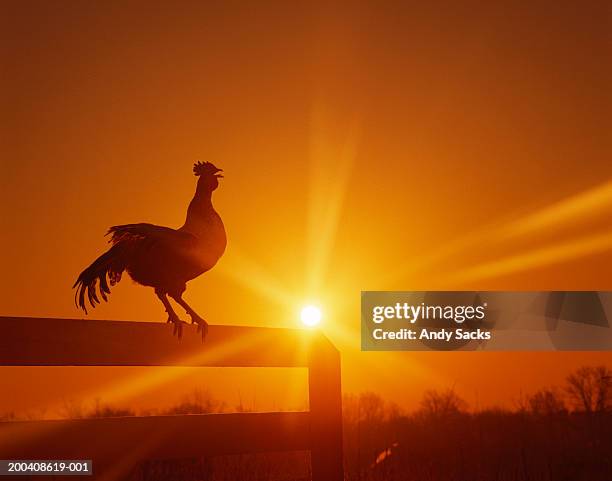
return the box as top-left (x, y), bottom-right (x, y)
top-left (300, 304), bottom-right (322, 327)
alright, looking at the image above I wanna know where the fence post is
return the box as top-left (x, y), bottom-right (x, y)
top-left (308, 336), bottom-right (343, 481)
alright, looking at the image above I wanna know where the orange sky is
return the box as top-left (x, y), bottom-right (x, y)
top-left (1, 0), bottom-right (611, 417)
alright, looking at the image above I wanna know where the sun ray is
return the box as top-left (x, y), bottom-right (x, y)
top-left (382, 179), bottom-right (612, 286)
top-left (32, 331), bottom-right (276, 425)
top-left (499, 179), bottom-right (612, 238)
top-left (442, 230), bottom-right (612, 285)
top-left (217, 245), bottom-right (299, 310)
top-left (306, 103), bottom-right (360, 296)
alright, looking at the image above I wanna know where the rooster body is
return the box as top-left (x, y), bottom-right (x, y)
top-left (73, 161), bottom-right (226, 337)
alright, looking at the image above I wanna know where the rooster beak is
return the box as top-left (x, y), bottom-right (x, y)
top-left (215, 169), bottom-right (224, 178)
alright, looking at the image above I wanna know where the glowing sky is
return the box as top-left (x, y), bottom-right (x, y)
top-left (1, 0), bottom-right (611, 417)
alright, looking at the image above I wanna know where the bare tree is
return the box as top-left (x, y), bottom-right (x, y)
top-left (359, 391), bottom-right (386, 423)
top-left (419, 388), bottom-right (467, 418)
top-left (527, 388), bottom-right (566, 416)
top-left (88, 399), bottom-right (135, 418)
top-left (164, 389), bottom-right (222, 415)
top-left (565, 365), bottom-right (612, 414)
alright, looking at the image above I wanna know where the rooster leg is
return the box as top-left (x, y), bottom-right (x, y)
top-left (155, 289), bottom-right (185, 339)
top-left (171, 294), bottom-right (209, 341)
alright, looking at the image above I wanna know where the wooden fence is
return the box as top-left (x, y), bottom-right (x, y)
top-left (0, 317), bottom-right (343, 480)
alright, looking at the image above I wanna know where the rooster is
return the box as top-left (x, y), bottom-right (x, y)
top-left (73, 161), bottom-right (226, 339)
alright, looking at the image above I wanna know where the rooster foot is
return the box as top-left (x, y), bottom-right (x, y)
top-left (188, 314), bottom-right (209, 341)
top-left (167, 313), bottom-right (186, 339)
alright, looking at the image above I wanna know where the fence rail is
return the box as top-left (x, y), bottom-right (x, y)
top-left (0, 316), bottom-right (343, 481)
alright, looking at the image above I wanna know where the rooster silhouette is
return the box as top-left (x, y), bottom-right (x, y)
top-left (73, 161), bottom-right (226, 339)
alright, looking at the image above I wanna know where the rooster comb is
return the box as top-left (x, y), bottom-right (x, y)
top-left (193, 161), bottom-right (222, 177)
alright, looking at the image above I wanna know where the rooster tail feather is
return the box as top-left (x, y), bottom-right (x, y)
top-left (73, 243), bottom-right (128, 313)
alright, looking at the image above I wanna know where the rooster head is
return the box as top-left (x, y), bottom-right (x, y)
top-left (193, 161), bottom-right (223, 178)
top-left (193, 161), bottom-right (223, 191)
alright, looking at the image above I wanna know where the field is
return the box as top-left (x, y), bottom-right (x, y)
top-left (4, 366), bottom-right (610, 480)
